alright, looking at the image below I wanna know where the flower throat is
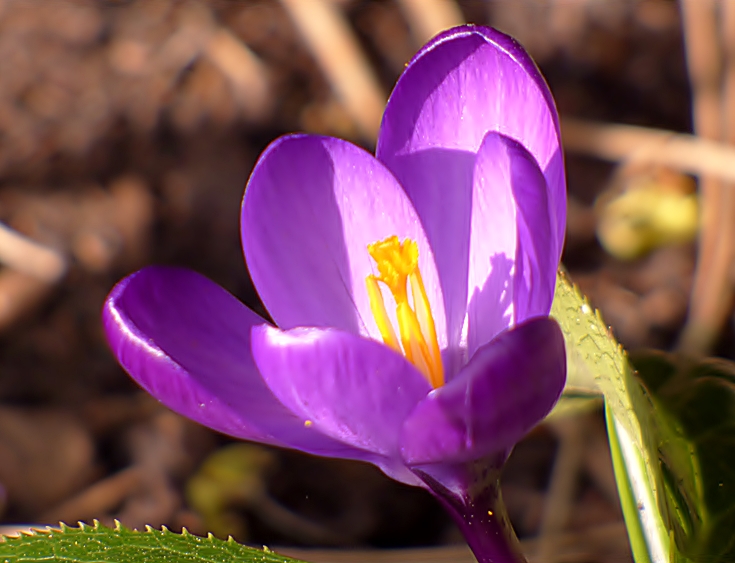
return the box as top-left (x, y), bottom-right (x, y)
top-left (366, 236), bottom-right (444, 388)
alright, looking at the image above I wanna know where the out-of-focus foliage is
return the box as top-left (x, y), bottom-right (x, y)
top-left (186, 444), bottom-right (276, 540)
top-left (596, 169), bottom-right (698, 260)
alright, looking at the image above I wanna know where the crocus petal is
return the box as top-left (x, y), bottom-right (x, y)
top-left (251, 324), bottom-right (431, 459)
top-left (378, 25), bottom-right (565, 250)
top-left (466, 132), bottom-right (555, 358)
top-left (377, 26), bottom-right (565, 352)
top-left (241, 134), bottom-right (446, 349)
top-left (103, 266), bottom-right (370, 459)
top-left (400, 317), bottom-right (565, 466)
top-left (508, 145), bottom-right (557, 325)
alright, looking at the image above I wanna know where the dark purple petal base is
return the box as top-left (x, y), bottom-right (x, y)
top-left (416, 460), bottom-right (527, 563)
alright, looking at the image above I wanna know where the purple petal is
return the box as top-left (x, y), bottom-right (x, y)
top-left (379, 25), bottom-right (565, 248)
top-left (400, 317), bottom-right (565, 466)
top-left (251, 324), bottom-right (431, 458)
top-left (508, 144), bottom-right (557, 325)
top-left (241, 134), bottom-right (446, 349)
top-left (377, 26), bottom-right (566, 351)
top-left (464, 132), bottom-right (517, 359)
top-left (466, 132), bottom-right (555, 358)
top-left (103, 266), bottom-right (370, 459)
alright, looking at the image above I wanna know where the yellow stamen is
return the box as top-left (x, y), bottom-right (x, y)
top-left (409, 269), bottom-right (442, 381)
top-left (366, 275), bottom-right (401, 354)
top-left (365, 236), bottom-right (444, 387)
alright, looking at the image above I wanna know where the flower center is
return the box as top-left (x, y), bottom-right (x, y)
top-left (366, 236), bottom-right (444, 388)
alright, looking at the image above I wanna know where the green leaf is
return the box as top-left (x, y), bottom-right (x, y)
top-left (0, 521), bottom-right (307, 563)
top-left (550, 271), bottom-right (653, 453)
top-left (552, 271), bottom-right (735, 563)
top-left (551, 271), bottom-right (669, 562)
top-left (606, 402), bottom-right (655, 563)
top-left (629, 351), bottom-right (735, 562)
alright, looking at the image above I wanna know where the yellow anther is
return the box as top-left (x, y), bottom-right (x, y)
top-left (365, 236), bottom-right (444, 388)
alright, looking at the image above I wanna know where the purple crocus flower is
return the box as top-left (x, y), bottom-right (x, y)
top-left (104, 25), bottom-right (566, 563)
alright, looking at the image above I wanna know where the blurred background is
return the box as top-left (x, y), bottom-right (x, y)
top-left (0, 1), bottom-right (732, 562)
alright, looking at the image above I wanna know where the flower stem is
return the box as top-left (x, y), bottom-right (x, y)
top-left (416, 467), bottom-right (527, 563)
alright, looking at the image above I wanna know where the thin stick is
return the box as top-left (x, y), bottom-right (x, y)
top-left (280, 0), bottom-right (386, 142)
top-left (720, 0), bottom-right (735, 326)
top-left (204, 28), bottom-right (271, 119)
top-left (396, 0), bottom-right (464, 46)
top-left (560, 118), bottom-right (735, 182)
top-left (726, 2), bottom-right (735, 145)
top-left (38, 467), bottom-right (143, 524)
top-left (0, 223), bottom-right (66, 283)
top-left (678, 0), bottom-right (734, 355)
top-left (536, 418), bottom-right (584, 561)
top-left (0, 270), bottom-right (53, 331)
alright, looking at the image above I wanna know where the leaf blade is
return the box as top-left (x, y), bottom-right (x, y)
top-left (551, 271), bottom-right (670, 562)
top-left (0, 521), bottom-right (307, 563)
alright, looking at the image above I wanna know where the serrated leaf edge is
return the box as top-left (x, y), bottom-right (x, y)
top-left (1, 520), bottom-right (279, 556)
top-left (552, 271), bottom-right (644, 444)
top-left (553, 270), bottom-right (670, 563)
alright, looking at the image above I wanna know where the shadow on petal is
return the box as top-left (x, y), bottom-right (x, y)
top-left (466, 253), bottom-right (514, 363)
top-left (378, 25), bottom-right (566, 276)
top-left (242, 135), bottom-right (446, 348)
top-left (379, 147), bottom-right (476, 368)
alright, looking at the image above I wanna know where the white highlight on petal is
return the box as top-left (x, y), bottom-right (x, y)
top-left (108, 303), bottom-right (166, 360)
top-left (260, 325), bottom-right (325, 347)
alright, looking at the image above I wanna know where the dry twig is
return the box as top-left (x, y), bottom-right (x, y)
top-left (678, 0), bottom-right (735, 355)
top-left (0, 271), bottom-right (54, 332)
top-left (203, 27), bottom-right (271, 119)
top-left (0, 223), bottom-right (66, 283)
top-left (561, 117), bottom-right (735, 182)
top-left (396, 0), bottom-right (464, 46)
top-left (536, 419), bottom-right (585, 561)
top-left (280, 0), bottom-right (386, 142)
top-left (38, 468), bottom-right (143, 525)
